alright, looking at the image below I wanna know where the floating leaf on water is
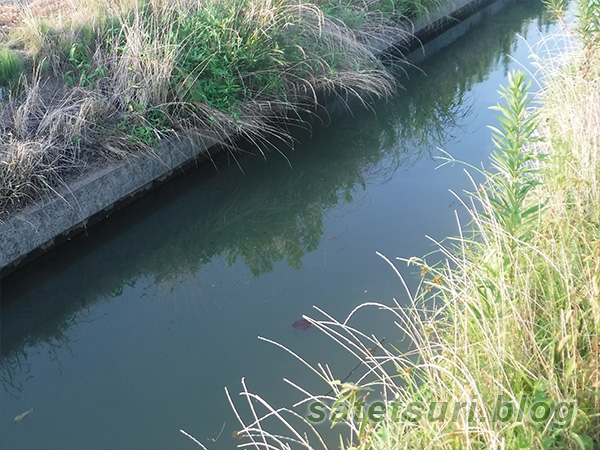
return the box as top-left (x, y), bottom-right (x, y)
top-left (232, 430), bottom-right (245, 440)
top-left (14, 408), bottom-right (33, 423)
top-left (292, 319), bottom-right (312, 330)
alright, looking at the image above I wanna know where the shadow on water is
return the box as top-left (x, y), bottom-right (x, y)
top-left (0, 0), bottom-right (553, 440)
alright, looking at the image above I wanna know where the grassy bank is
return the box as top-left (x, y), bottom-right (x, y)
top-left (0, 0), bottom-right (444, 217)
top-left (220, 2), bottom-right (600, 449)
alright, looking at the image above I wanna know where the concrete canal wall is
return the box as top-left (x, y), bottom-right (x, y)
top-left (0, 0), bottom-right (510, 276)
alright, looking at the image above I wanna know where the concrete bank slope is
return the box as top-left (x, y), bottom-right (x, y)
top-left (0, 0), bottom-right (502, 276)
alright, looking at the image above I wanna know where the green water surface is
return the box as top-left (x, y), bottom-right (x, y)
top-left (0, 2), bottom-right (564, 449)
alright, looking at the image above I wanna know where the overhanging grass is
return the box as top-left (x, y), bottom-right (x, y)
top-left (0, 0), bottom-right (447, 217)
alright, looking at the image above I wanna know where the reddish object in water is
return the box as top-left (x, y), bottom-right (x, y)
top-left (292, 319), bottom-right (313, 330)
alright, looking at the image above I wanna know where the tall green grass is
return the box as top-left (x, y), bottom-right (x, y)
top-left (0, 48), bottom-right (21, 88)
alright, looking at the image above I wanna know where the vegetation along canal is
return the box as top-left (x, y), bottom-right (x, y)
top-left (1, 2), bottom-right (565, 449)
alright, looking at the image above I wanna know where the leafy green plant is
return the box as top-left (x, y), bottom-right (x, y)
top-left (170, 0), bottom-right (299, 111)
top-left (486, 70), bottom-right (543, 239)
top-left (320, 2), bottom-right (368, 29)
top-left (543, 0), bottom-right (569, 19)
top-left (544, 0), bottom-right (600, 77)
top-left (64, 43), bottom-right (107, 88)
top-left (394, 0), bottom-right (443, 16)
top-left (118, 114), bottom-right (159, 146)
top-left (116, 97), bottom-right (171, 147)
top-left (316, 0), bottom-right (443, 23)
top-left (576, 0), bottom-right (600, 77)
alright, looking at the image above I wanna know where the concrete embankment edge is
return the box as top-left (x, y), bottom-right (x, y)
top-left (0, 0), bottom-right (500, 276)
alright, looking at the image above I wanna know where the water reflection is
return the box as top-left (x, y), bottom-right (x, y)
top-left (1, 0), bottom-right (550, 376)
top-left (1, 0), bottom-right (552, 442)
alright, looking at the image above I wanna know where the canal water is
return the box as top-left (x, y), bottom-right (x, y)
top-left (1, 2), bottom-right (563, 449)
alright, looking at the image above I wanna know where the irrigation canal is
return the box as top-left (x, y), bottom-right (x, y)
top-left (1, 2), bottom-right (565, 449)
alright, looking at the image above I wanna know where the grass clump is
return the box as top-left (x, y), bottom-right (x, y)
top-left (216, 3), bottom-right (600, 450)
top-left (0, 0), bottom-right (456, 217)
top-left (2, 0), bottom-right (438, 215)
top-left (170, 0), bottom-right (296, 111)
top-left (317, 0), bottom-right (444, 26)
top-left (0, 48), bottom-right (22, 88)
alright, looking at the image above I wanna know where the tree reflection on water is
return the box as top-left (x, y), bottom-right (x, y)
top-left (0, 0), bottom-right (552, 394)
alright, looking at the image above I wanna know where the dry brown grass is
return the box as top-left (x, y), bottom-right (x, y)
top-left (0, 0), bottom-right (405, 216)
top-left (0, 0), bottom-right (76, 38)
